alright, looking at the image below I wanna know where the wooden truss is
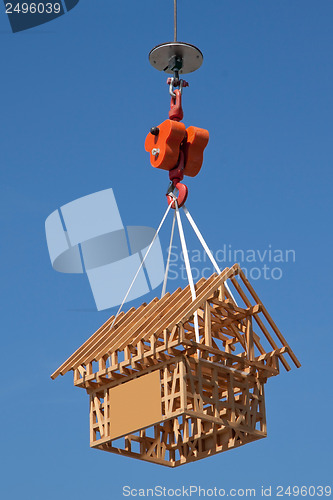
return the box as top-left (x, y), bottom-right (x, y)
top-left (52, 264), bottom-right (300, 467)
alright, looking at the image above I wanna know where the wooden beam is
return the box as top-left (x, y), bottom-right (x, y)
top-left (179, 359), bottom-right (187, 412)
top-left (246, 317), bottom-right (255, 361)
top-left (204, 301), bottom-right (212, 347)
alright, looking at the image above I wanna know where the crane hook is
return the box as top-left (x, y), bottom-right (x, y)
top-left (166, 150), bottom-right (188, 208)
top-left (166, 181), bottom-right (188, 209)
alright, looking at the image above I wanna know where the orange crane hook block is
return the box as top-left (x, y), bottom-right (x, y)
top-left (183, 126), bottom-right (210, 177)
top-left (145, 119), bottom-right (186, 172)
top-left (145, 120), bottom-right (209, 176)
top-left (145, 81), bottom-right (209, 208)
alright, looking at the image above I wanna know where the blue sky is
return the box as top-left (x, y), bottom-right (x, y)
top-left (1, 1), bottom-right (332, 498)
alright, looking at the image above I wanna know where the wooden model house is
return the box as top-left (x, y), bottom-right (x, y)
top-left (51, 264), bottom-right (300, 467)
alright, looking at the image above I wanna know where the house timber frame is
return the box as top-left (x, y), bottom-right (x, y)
top-left (51, 264), bottom-right (300, 467)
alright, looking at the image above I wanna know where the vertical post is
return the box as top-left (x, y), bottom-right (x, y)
top-left (259, 382), bottom-right (267, 434)
top-left (89, 395), bottom-right (95, 444)
top-left (99, 356), bottom-right (106, 372)
top-left (179, 358), bottom-right (187, 412)
top-left (164, 366), bottom-right (169, 416)
top-left (227, 373), bottom-right (236, 423)
top-left (218, 283), bottom-right (225, 301)
top-left (245, 380), bottom-right (250, 427)
top-left (204, 301), bottom-right (212, 348)
top-left (104, 388), bottom-right (110, 438)
top-left (246, 316), bottom-right (255, 361)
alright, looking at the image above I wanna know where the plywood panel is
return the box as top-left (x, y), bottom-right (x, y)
top-left (109, 370), bottom-right (162, 439)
